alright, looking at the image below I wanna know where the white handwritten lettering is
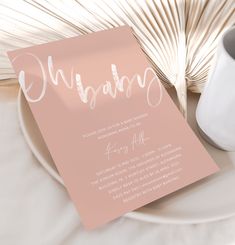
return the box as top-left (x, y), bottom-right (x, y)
top-left (12, 53), bottom-right (163, 108)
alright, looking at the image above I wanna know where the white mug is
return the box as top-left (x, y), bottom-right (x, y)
top-left (196, 26), bottom-right (235, 151)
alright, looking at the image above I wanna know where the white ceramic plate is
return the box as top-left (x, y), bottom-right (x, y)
top-left (18, 88), bottom-right (235, 224)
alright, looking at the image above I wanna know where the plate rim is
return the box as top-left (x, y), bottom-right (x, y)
top-left (17, 88), bottom-right (235, 224)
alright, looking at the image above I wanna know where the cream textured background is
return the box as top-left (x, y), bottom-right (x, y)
top-left (1, 0), bottom-right (235, 243)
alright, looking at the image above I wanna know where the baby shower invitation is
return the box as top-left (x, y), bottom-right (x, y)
top-left (8, 26), bottom-right (219, 229)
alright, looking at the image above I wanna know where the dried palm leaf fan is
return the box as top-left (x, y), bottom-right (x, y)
top-left (0, 0), bottom-right (234, 117)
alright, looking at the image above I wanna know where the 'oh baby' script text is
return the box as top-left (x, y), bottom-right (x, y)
top-left (13, 53), bottom-right (163, 109)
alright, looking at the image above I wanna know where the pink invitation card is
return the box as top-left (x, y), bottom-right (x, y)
top-left (8, 26), bottom-right (219, 229)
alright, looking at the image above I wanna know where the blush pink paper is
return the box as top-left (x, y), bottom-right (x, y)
top-left (8, 26), bottom-right (219, 229)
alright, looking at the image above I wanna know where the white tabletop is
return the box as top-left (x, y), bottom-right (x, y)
top-left (1, 85), bottom-right (235, 245)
